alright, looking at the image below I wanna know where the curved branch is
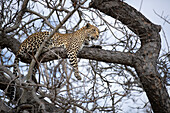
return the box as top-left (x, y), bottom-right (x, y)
top-left (0, 66), bottom-right (66, 113)
top-left (0, 34), bottom-right (20, 54)
top-left (89, 0), bottom-right (170, 113)
top-left (26, 2), bottom-right (84, 81)
top-left (89, 0), bottom-right (161, 39)
top-left (0, 34), bottom-right (134, 67)
top-left (5, 0), bottom-right (29, 33)
top-left (26, 9), bottom-right (54, 29)
top-left (15, 47), bottom-right (135, 67)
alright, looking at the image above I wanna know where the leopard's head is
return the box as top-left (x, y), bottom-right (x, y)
top-left (84, 23), bottom-right (99, 44)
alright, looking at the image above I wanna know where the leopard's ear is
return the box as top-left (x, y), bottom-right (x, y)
top-left (86, 23), bottom-right (91, 28)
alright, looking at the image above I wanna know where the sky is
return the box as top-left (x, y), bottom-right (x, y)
top-left (1, 1), bottom-right (169, 112)
top-left (21, 1), bottom-right (170, 112)
top-left (126, 0), bottom-right (170, 53)
top-left (119, 0), bottom-right (170, 112)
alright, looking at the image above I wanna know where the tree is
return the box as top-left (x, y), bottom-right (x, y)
top-left (0, 0), bottom-right (169, 113)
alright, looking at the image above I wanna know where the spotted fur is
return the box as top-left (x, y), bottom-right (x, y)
top-left (11, 24), bottom-right (98, 96)
top-left (11, 23), bottom-right (99, 100)
top-left (14, 23), bottom-right (99, 79)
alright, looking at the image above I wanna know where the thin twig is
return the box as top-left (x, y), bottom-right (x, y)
top-left (26, 4), bottom-right (82, 81)
top-left (154, 10), bottom-right (170, 24)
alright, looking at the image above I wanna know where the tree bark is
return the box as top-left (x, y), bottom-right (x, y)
top-left (0, 0), bottom-right (169, 112)
top-left (89, 0), bottom-right (170, 113)
top-left (0, 66), bottom-right (67, 113)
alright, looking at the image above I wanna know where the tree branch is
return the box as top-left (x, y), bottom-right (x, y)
top-left (26, 1), bottom-right (85, 81)
top-left (0, 66), bottom-right (66, 113)
top-left (89, 0), bottom-right (170, 113)
top-left (5, 0), bottom-right (29, 33)
top-left (0, 34), bottom-right (20, 54)
top-left (89, 0), bottom-right (161, 45)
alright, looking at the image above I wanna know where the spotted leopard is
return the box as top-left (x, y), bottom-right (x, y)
top-left (13, 23), bottom-right (99, 79)
top-left (11, 23), bottom-right (99, 100)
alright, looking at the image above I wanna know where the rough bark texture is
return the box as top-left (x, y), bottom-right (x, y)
top-left (89, 0), bottom-right (170, 113)
top-left (0, 34), bottom-right (20, 54)
top-left (17, 47), bottom-right (135, 67)
top-left (0, 0), bottom-right (169, 112)
top-left (0, 67), bottom-right (67, 113)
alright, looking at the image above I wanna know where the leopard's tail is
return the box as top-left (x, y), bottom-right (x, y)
top-left (8, 57), bottom-right (19, 100)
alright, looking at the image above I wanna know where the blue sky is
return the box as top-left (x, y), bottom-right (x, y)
top-left (117, 1), bottom-right (170, 112)
top-left (126, 0), bottom-right (170, 53)
top-left (1, 1), bottom-right (169, 112)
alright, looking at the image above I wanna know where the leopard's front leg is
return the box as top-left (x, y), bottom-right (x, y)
top-left (67, 50), bottom-right (81, 80)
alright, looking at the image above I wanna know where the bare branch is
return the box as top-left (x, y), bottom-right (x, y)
top-left (5, 0), bottom-right (29, 33)
top-left (26, 9), bottom-right (55, 29)
top-left (154, 10), bottom-right (170, 24)
top-left (26, 1), bottom-right (87, 81)
top-left (90, 0), bottom-right (170, 113)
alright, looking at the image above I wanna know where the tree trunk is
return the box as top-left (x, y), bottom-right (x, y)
top-left (89, 0), bottom-right (170, 113)
top-left (0, 0), bottom-right (169, 112)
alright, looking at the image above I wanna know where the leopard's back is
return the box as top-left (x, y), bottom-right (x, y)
top-left (10, 23), bottom-right (99, 100)
top-left (17, 31), bottom-right (50, 57)
top-left (14, 23), bottom-right (99, 82)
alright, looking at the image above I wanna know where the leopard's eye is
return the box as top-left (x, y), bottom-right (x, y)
top-left (93, 29), bottom-right (96, 31)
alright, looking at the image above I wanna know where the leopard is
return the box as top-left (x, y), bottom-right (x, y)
top-left (10, 23), bottom-right (99, 100)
